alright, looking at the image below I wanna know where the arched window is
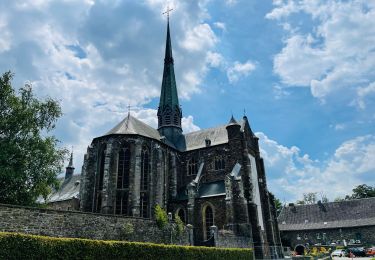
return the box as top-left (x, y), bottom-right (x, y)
top-left (214, 156), bottom-right (225, 171)
top-left (95, 146), bottom-right (106, 213)
top-left (116, 144), bottom-right (130, 215)
top-left (140, 193), bottom-right (149, 218)
top-left (176, 208), bottom-right (186, 223)
top-left (117, 146), bottom-right (130, 189)
top-left (187, 157), bottom-right (198, 176)
top-left (140, 149), bottom-right (149, 191)
top-left (140, 147), bottom-right (150, 218)
top-left (203, 204), bottom-right (214, 240)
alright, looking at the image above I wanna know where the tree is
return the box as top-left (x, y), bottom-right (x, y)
top-left (0, 71), bottom-right (67, 206)
top-left (351, 184), bottom-right (375, 199)
top-left (269, 192), bottom-right (283, 216)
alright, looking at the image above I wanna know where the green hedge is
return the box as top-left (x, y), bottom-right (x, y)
top-left (0, 232), bottom-right (253, 260)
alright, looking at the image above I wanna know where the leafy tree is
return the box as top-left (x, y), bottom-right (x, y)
top-left (154, 204), bottom-right (168, 229)
top-left (269, 192), bottom-right (283, 216)
top-left (0, 71), bottom-right (67, 206)
top-left (174, 214), bottom-right (185, 237)
top-left (350, 184), bottom-right (375, 199)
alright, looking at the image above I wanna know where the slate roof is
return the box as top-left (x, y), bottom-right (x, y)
top-left (184, 125), bottom-right (229, 150)
top-left (278, 197), bottom-right (375, 231)
top-left (103, 115), bottom-right (162, 140)
top-left (176, 180), bottom-right (226, 201)
top-left (101, 115), bottom-right (254, 151)
top-left (198, 180), bottom-right (226, 198)
top-left (47, 175), bottom-right (81, 203)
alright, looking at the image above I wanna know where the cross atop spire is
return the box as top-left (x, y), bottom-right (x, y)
top-left (162, 5), bottom-right (173, 20)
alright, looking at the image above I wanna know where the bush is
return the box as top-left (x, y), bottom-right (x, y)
top-left (155, 204), bottom-right (168, 229)
top-left (174, 214), bottom-right (184, 237)
top-left (0, 232), bottom-right (253, 260)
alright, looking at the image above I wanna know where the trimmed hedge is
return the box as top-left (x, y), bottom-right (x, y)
top-left (0, 232), bottom-right (253, 260)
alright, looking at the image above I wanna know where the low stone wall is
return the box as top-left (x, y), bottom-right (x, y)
top-left (0, 203), bottom-right (188, 245)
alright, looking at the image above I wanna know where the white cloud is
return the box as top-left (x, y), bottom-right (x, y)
top-left (180, 23), bottom-right (217, 52)
top-left (267, 0), bottom-right (375, 106)
top-left (227, 60), bottom-right (256, 83)
top-left (206, 51), bottom-right (224, 68)
top-left (213, 22), bottom-right (226, 31)
top-left (0, 0), bottom-right (220, 171)
top-left (257, 132), bottom-right (375, 202)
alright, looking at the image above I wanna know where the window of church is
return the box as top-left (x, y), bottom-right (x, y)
top-left (176, 208), bottom-right (186, 223)
top-left (214, 156), bottom-right (225, 171)
top-left (115, 190), bottom-right (129, 216)
top-left (95, 147), bottom-right (106, 213)
top-left (187, 157), bottom-right (198, 176)
top-left (140, 193), bottom-right (149, 218)
top-left (117, 146), bottom-right (130, 189)
top-left (165, 114), bottom-right (171, 124)
top-left (204, 205), bottom-right (214, 240)
top-left (141, 148), bottom-right (149, 191)
top-left (98, 149), bottom-right (105, 191)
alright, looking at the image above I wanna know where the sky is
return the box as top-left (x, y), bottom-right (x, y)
top-left (1, 0), bottom-right (374, 203)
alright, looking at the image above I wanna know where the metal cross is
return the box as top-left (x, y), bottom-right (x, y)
top-left (162, 5), bottom-right (173, 20)
top-left (127, 104), bottom-right (131, 116)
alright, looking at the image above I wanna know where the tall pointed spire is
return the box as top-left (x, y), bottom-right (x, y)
top-left (157, 17), bottom-right (183, 146)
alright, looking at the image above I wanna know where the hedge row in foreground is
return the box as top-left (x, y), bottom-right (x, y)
top-left (0, 232), bottom-right (253, 260)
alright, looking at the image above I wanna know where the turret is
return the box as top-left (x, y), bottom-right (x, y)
top-left (226, 115), bottom-right (241, 140)
top-left (65, 151), bottom-right (75, 180)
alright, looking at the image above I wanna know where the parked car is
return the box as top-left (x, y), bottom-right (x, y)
top-left (366, 247), bottom-right (375, 257)
top-left (331, 249), bottom-right (346, 257)
top-left (348, 247), bottom-right (366, 257)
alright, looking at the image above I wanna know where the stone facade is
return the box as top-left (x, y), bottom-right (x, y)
top-left (281, 226), bottom-right (375, 248)
top-left (78, 19), bottom-right (282, 258)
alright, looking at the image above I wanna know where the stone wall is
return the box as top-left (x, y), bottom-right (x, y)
top-left (281, 226), bottom-right (375, 248)
top-left (0, 203), bottom-right (188, 245)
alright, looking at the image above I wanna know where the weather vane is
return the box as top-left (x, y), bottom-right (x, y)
top-left (162, 5), bottom-right (173, 20)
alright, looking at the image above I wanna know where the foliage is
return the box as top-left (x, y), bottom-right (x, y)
top-left (155, 204), bottom-right (168, 229)
top-left (121, 222), bottom-right (134, 239)
top-left (174, 214), bottom-right (185, 237)
top-left (269, 192), bottom-right (283, 216)
top-left (0, 71), bottom-right (67, 206)
top-left (0, 232), bottom-right (253, 260)
top-left (349, 184), bottom-right (375, 199)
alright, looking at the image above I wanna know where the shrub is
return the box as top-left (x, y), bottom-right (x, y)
top-left (155, 204), bottom-right (168, 229)
top-left (174, 214), bottom-right (184, 237)
top-left (0, 232), bottom-right (253, 260)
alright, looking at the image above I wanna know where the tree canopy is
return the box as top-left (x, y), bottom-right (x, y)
top-left (0, 71), bottom-right (67, 206)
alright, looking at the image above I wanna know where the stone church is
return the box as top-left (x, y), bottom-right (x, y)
top-left (79, 19), bottom-right (282, 258)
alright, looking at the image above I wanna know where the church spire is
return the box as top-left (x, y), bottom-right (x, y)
top-left (157, 16), bottom-right (183, 146)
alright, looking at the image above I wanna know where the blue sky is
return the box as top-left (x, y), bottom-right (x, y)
top-left (1, 0), bottom-right (374, 202)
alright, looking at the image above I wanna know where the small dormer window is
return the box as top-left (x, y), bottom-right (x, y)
top-left (205, 139), bottom-right (211, 147)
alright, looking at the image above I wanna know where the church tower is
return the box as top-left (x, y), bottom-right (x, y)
top-left (157, 18), bottom-right (183, 146)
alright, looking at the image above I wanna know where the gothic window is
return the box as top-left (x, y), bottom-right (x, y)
top-left (140, 148), bottom-right (149, 191)
top-left (140, 193), bottom-right (149, 218)
top-left (115, 190), bottom-right (129, 216)
top-left (98, 149), bottom-right (105, 191)
top-left (187, 157), bottom-right (198, 176)
top-left (117, 145), bottom-right (130, 189)
top-left (214, 156), bottom-right (225, 171)
top-left (176, 208), bottom-right (186, 223)
top-left (95, 146), bottom-right (106, 213)
top-left (203, 205), bottom-right (214, 240)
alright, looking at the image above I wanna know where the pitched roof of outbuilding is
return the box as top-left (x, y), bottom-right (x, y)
top-left (47, 175), bottom-right (81, 203)
top-left (278, 197), bottom-right (375, 231)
